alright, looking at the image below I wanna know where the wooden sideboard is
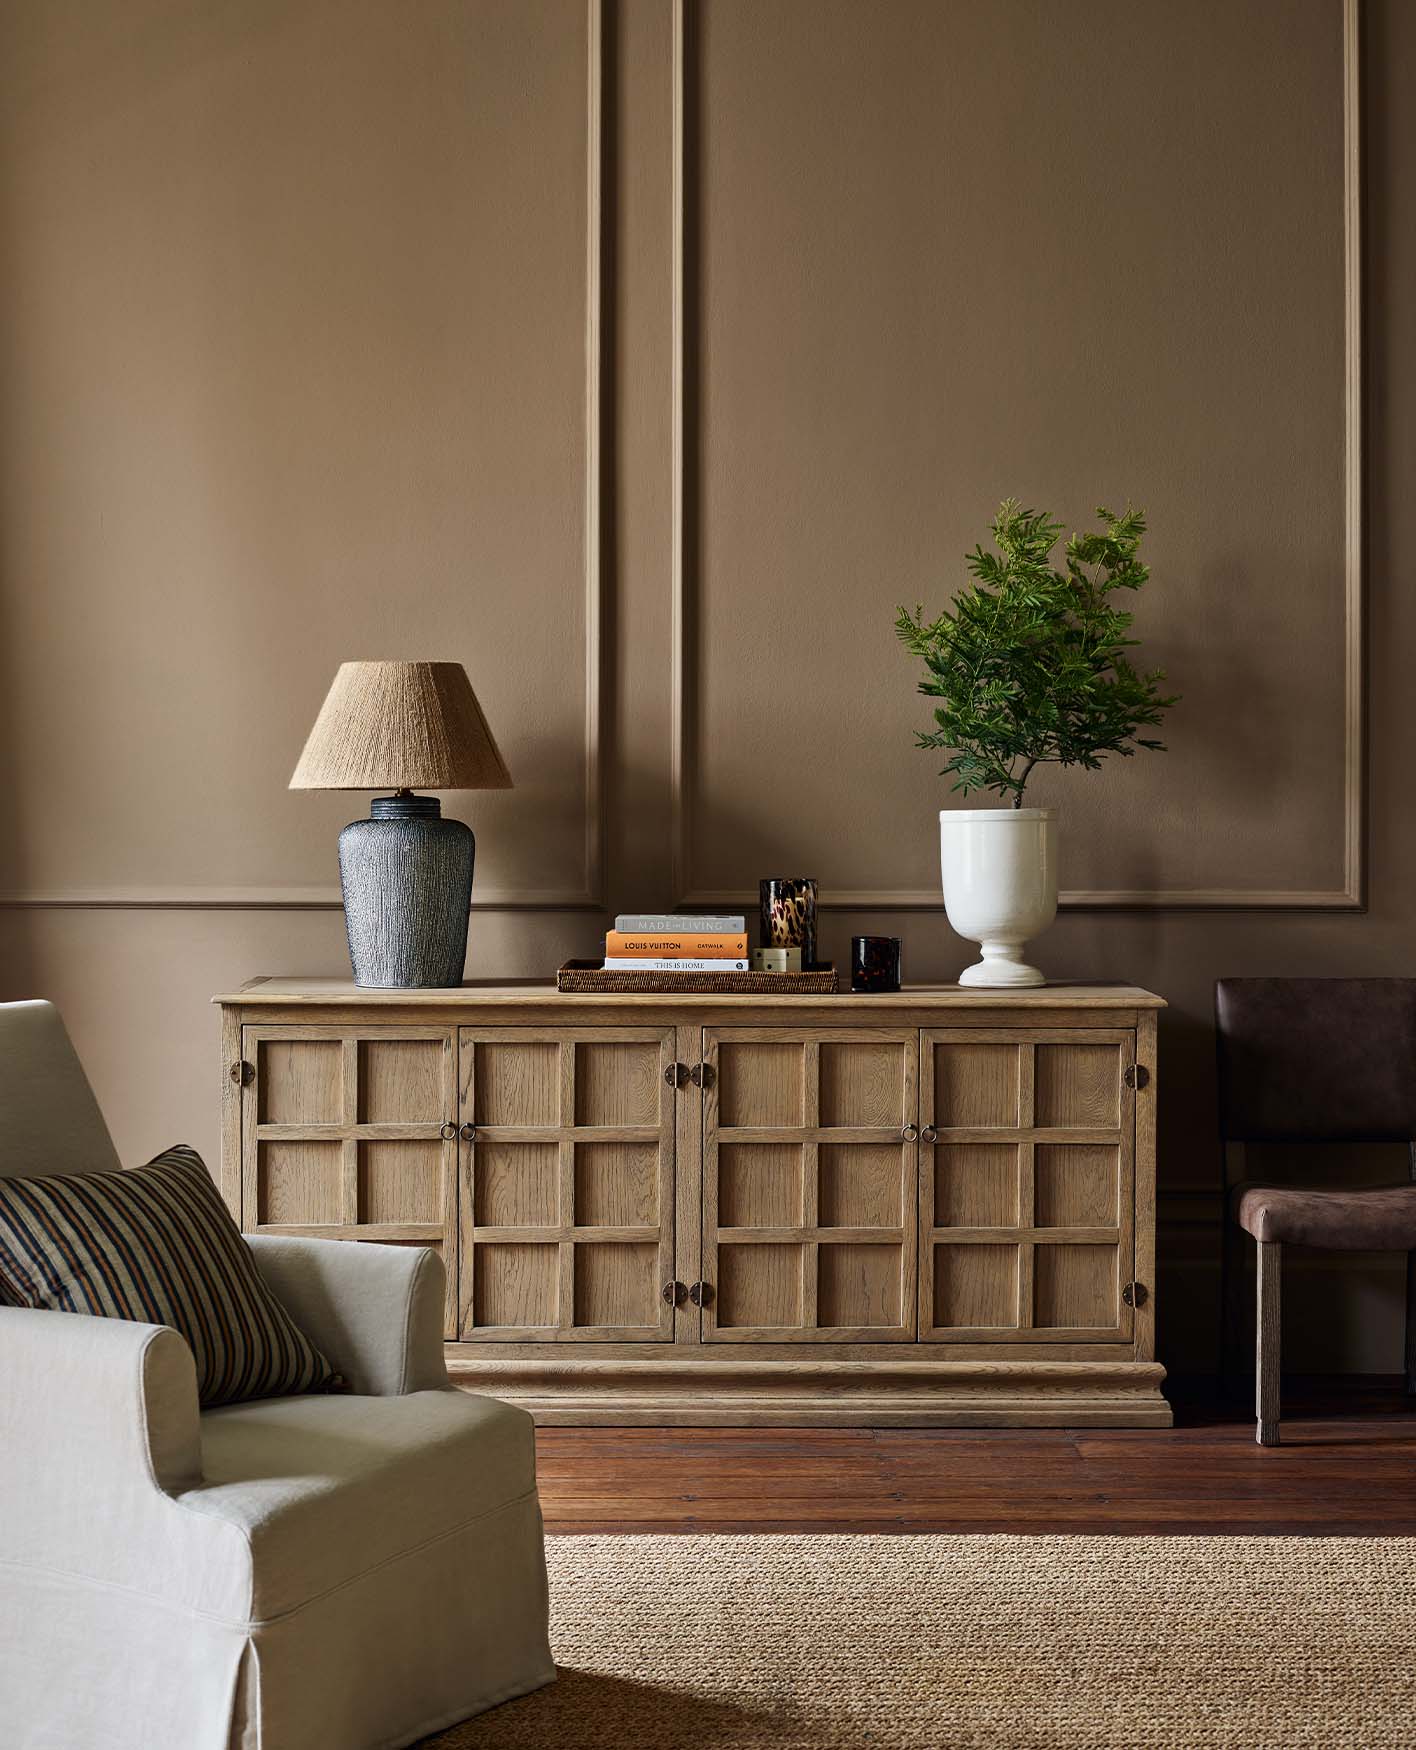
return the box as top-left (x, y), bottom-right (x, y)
top-left (216, 978), bottom-right (1169, 1426)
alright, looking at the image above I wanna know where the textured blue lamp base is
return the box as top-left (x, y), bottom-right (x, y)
top-left (338, 794), bottom-right (474, 989)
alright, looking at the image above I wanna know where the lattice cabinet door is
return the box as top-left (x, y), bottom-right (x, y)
top-left (919, 1029), bottom-right (1136, 1342)
top-left (699, 1028), bottom-right (918, 1342)
top-left (457, 1028), bottom-right (676, 1342)
top-left (239, 1026), bottom-right (459, 1335)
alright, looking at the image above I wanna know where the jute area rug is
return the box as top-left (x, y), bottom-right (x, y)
top-left (430, 1533), bottom-right (1416, 1749)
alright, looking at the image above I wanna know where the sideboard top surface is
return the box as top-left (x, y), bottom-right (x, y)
top-left (216, 977), bottom-right (1164, 1010)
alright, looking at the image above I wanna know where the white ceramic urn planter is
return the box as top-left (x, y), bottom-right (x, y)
top-left (939, 807), bottom-right (1057, 988)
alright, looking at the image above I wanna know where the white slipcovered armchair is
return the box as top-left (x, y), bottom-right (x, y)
top-left (0, 1001), bottom-right (555, 1750)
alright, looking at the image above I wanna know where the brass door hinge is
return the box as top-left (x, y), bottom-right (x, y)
top-left (664, 1062), bottom-right (688, 1088)
top-left (1122, 1281), bottom-right (1149, 1309)
top-left (689, 1063), bottom-right (714, 1089)
top-left (662, 1280), bottom-right (687, 1307)
top-left (229, 1060), bottom-right (255, 1087)
top-left (688, 1280), bottom-right (713, 1307)
top-left (1123, 1064), bottom-right (1149, 1090)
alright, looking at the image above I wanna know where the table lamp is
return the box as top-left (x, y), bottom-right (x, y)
top-left (290, 661), bottom-right (512, 988)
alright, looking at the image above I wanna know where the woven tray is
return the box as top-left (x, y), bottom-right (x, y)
top-left (557, 959), bottom-right (839, 994)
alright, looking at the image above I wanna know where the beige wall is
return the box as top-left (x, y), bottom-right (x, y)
top-left (1, 0), bottom-right (1408, 1374)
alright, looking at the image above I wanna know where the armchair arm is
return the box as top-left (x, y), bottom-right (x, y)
top-left (0, 1308), bottom-right (204, 1573)
top-left (245, 1236), bottom-right (450, 1395)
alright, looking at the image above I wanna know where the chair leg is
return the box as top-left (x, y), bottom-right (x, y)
top-left (1405, 1251), bottom-right (1416, 1397)
top-left (1256, 1239), bottom-right (1281, 1446)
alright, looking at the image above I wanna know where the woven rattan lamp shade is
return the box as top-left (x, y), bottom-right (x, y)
top-left (289, 662), bottom-right (512, 792)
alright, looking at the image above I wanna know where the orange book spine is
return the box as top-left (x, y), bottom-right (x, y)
top-left (604, 931), bottom-right (748, 958)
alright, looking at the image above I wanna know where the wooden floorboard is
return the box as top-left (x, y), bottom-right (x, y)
top-left (536, 1379), bottom-right (1416, 1536)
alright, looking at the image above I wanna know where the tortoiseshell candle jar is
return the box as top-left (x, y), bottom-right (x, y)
top-left (759, 877), bottom-right (817, 966)
top-left (851, 935), bottom-right (902, 993)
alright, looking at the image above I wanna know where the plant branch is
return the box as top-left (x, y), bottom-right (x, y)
top-left (896, 501), bottom-right (1179, 806)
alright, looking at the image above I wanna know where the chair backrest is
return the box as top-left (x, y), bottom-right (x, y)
top-left (1215, 977), bottom-right (1416, 1143)
top-left (0, 1000), bottom-right (122, 1178)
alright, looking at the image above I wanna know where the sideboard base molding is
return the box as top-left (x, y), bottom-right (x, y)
top-left (445, 1355), bottom-right (1173, 1427)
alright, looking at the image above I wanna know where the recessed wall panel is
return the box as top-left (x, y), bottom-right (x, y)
top-left (0, 0), bottom-right (594, 899)
top-left (686, 0), bottom-right (1350, 904)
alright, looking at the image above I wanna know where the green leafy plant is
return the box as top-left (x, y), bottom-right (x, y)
top-left (896, 500), bottom-right (1178, 807)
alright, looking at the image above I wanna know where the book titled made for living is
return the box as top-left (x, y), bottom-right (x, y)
top-left (614, 914), bottom-right (745, 934)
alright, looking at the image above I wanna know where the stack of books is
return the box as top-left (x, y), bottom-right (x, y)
top-left (603, 913), bottom-right (748, 972)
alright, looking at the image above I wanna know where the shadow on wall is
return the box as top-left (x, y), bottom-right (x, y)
top-left (0, 463), bottom-right (38, 1002)
top-left (0, 779), bottom-right (38, 1004)
top-left (1173, 552), bottom-right (1306, 840)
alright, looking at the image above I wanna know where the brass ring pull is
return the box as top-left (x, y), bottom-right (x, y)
top-left (902, 1123), bottom-right (920, 1143)
top-left (440, 1121), bottom-right (457, 1141)
top-left (920, 1125), bottom-right (938, 1145)
top-left (459, 1122), bottom-right (477, 1143)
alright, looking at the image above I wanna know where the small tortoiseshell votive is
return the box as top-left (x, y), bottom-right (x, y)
top-left (851, 935), bottom-right (901, 993)
top-left (760, 877), bottom-right (817, 965)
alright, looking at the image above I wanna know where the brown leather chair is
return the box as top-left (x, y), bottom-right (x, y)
top-left (1216, 978), bottom-right (1416, 1445)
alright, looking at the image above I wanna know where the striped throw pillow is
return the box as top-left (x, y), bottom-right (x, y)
top-left (0, 1144), bottom-right (339, 1407)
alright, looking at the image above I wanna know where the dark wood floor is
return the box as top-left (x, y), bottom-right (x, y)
top-left (536, 1379), bottom-right (1416, 1536)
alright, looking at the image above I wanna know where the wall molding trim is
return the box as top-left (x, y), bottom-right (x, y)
top-left (669, 0), bottom-right (1364, 914)
top-left (669, 0), bottom-right (691, 907)
top-left (0, 886), bottom-right (602, 913)
top-left (675, 885), bottom-right (1368, 917)
top-left (0, 0), bottom-right (608, 918)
